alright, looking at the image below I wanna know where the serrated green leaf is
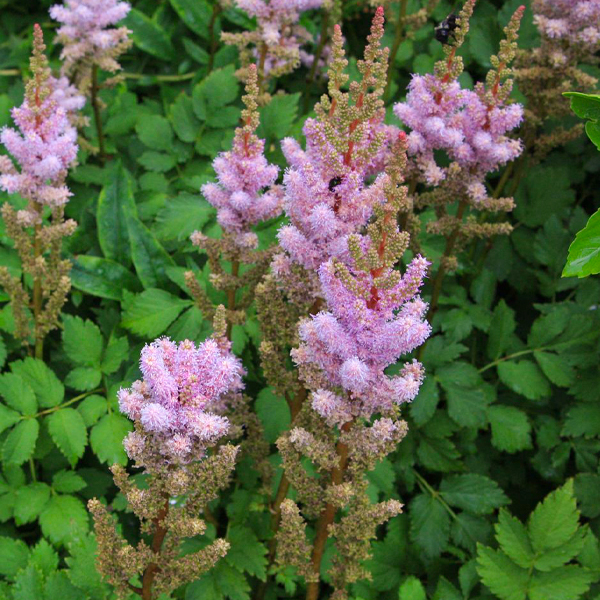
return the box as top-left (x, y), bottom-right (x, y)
top-left (62, 316), bottom-right (104, 367)
top-left (169, 0), bottom-right (211, 37)
top-left (574, 473), bottom-right (600, 518)
top-left (44, 571), bottom-right (86, 600)
top-left (122, 289), bottom-right (192, 338)
top-left (488, 405), bottom-right (532, 453)
top-left (534, 351), bottom-right (574, 387)
top-left (138, 150), bottom-right (176, 172)
top-left (0, 372), bottom-right (36, 415)
top-left (156, 193), bottom-right (214, 241)
top-left (226, 526), bottom-right (267, 580)
top-left (71, 255), bottom-right (140, 301)
top-left (65, 367), bottom-right (102, 391)
top-left (257, 93), bottom-right (300, 141)
top-left (399, 576), bottom-right (426, 600)
top-left (440, 474), bottom-right (508, 515)
top-left (488, 300), bottom-right (516, 359)
top-left (0, 536), bottom-right (30, 577)
top-left (136, 114), bottom-right (174, 152)
top-left (0, 404), bottom-right (20, 435)
top-left (410, 377), bottom-right (439, 426)
top-left (101, 336), bottom-right (129, 374)
top-left (193, 66), bottom-right (239, 119)
top-left (14, 482), bottom-right (50, 524)
top-left (2, 419), bottom-right (39, 465)
top-left (529, 481), bottom-right (579, 553)
top-left (47, 409), bottom-right (87, 466)
top-left (186, 558), bottom-right (250, 600)
top-left (529, 565), bottom-right (593, 600)
top-left (29, 539), bottom-right (58, 577)
top-left (12, 564), bottom-right (43, 600)
top-left (255, 387), bottom-right (290, 444)
top-left (52, 470), bottom-right (87, 494)
top-left (410, 493), bottom-right (451, 558)
top-left (497, 361), bottom-right (551, 400)
top-left (39, 495), bottom-right (88, 545)
top-left (476, 546), bottom-right (529, 600)
top-left (534, 528), bottom-right (586, 572)
top-left (65, 534), bottom-right (106, 596)
top-left (77, 395), bottom-right (107, 428)
top-left (170, 93), bottom-right (201, 143)
top-left (563, 404), bottom-right (600, 438)
top-left (90, 414), bottom-right (132, 466)
top-left (124, 9), bottom-right (175, 59)
top-left (10, 359), bottom-right (64, 409)
top-left (495, 509), bottom-right (534, 569)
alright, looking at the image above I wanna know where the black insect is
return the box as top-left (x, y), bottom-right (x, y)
top-left (434, 13), bottom-right (458, 45)
top-left (328, 176), bottom-right (342, 192)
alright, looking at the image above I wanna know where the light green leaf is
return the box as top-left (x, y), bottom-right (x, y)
top-left (14, 482), bottom-right (50, 524)
top-left (155, 193), bottom-right (214, 241)
top-left (77, 395), bottom-right (107, 428)
top-left (65, 367), bottom-right (102, 391)
top-left (399, 576), bottom-right (426, 600)
top-left (90, 414), bottom-right (132, 466)
top-left (101, 335), bottom-right (129, 375)
top-left (47, 409), bottom-right (87, 466)
top-left (193, 66), bottom-right (239, 119)
top-left (488, 405), bottom-right (532, 453)
top-left (440, 474), bottom-right (508, 515)
top-left (52, 470), bottom-right (87, 494)
top-left (44, 571), bottom-right (86, 600)
top-left (186, 560), bottom-right (250, 600)
top-left (255, 387), bottom-right (291, 444)
top-left (0, 372), bottom-right (36, 415)
top-left (497, 360), bottom-right (551, 400)
top-left (529, 565), bottom-right (593, 600)
top-left (10, 358), bottom-right (64, 409)
top-left (226, 526), bottom-right (267, 580)
top-left (0, 404), bottom-right (20, 435)
top-left (0, 536), bottom-right (30, 577)
top-left (138, 151), bottom-right (176, 172)
top-left (62, 316), bottom-right (103, 367)
top-left (495, 509), bottom-right (534, 569)
top-left (562, 208), bottom-right (600, 278)
top-left (136, 115), bottom-right (174, 152)
top-left (12, 564), bottom-right (43, 600)
top-left (29, 539), bottom-right (58, 577)
top-left (170, 93), bottom-right (201, 143)
top-left (476, 546), bottom-right (529, 600)
top-left (122, 289), bottom-right (192, 338)
top-left (257, 93), bottom-right (300, 141)
top-left (39, 495), bottom-right (88, 545)
top-left (2, 419), bottom-right (39, 465)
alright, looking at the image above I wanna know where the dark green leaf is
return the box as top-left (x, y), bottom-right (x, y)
top-left (71, 255), bottom-right (140, 301)
top-left (124, 9), bottom-right (174, 59)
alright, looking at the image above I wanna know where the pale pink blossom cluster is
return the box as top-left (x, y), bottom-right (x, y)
top-left (48, 75), bottom-right (86, 116)
top-left (0, 88), bottom-right (78, 209)
top-left (201, 117), bottom-right (283, 248)
top-left (119, 337), bottom-right (245, 465)
top-left (274, 118), bottom-right (397, 279)
top-left (394, 74), bottom-right (523, 201)
top-left (49, 0), bottom-right (131, 74)
top-left (533, 0), bottom-right (600, 50)
top-left (292, 254), bottom-right (431, 424)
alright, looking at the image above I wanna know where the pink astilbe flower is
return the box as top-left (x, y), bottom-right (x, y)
top-left (200, 65), bottom-right (283, 248)
top-left (274, 9), bottom-right (398, 293)
top-left (50, 0), bottom-right (131, 77)
top-left (0, 27), bottom-right (78, 210)
top-left (119, 336), bottom-right (245, 468)
top-left (534, 0), bottom-right (600, 49)
top-left (48, 75), bottom-right (86, 116)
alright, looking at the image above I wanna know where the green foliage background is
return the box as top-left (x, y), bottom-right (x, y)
top-left (0, 1), bottom-right (599, 599)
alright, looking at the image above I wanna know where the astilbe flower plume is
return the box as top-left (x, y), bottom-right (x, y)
top-left (119, 335), bottom-right (244, 470)
top-left (0, 25), bottom-right (78, 352)
top-left (273, 8), bottom-right (399, 299)
top-left (223, 0), bottom-right (323, 88)
top-left (50, 0), bottom-right (132, 93)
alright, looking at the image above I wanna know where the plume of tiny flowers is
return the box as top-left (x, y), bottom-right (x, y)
top-left (292, 134), bottom-right (431, 424)
top-left (222, 0), bottom-right (323, 88)
top-left (534, 0), bottom-right (600, 49)
top-left (273, 8), bottom-right (399, 298)
top-left (0, 25), bottom-right (78, 350)
top-left (49, 0), bottom-right (132, 93)
top-left (200, 65), bottom-right (283, 249)
top-left (119, 334), bottom-right (244, 470)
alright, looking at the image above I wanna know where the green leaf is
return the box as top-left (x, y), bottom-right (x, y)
top-left (399, 576), bottom-right (426, 600)
top-left (65, 534), bottom-right (106, 597)
top-left (10, 359), bottom-right (64, 409)
top-left (101, 335), bottom-right (129, 375)
top-left (563, 404), bottom-right (600, 438)
top-left (476, 546), bottom-right (529, 600)
top-left (193, 66), bottom-right (239, 119)
top-left (488, 300), bottom-right (516, 360)
top-left (126, 213), bottom-right (175, 289)
top-left (96, 162), bottom-right (135, 264)
top-left (255, 387), bottom-right (291, 444)
top-left (495, 509), bottom-right (534, 569)
top-left (534, 351), bottom-right (574, 387)
top-left (574, 473), bottom-right (600, 518)
top-left (209, 105), bottom-right (242, 129)
top-left (186, 560), bottom-right (250, 600)
top-left (65, 367), bottom-right (102, 391)
top-left (52, 470), bottom-right (87, 494)
top-left (2, 419), bottom-right (39, 465)
top-left (0, 373), bottom-right (37, 415)
top-left (77, 395), bottom-right (107, 428)
top-left (440, 474), bottom-right (508, 515)
top-left (226, 526), bottom-right (267, 580)
top-left (170, 93), bottom-right (201, 143)
top-left (122, 289), bottom-right (192, 338)
top-left (44, 571), bottom-right (86, 600)
top-left (534, 528), bottom-right (586, 572)
top-left (14, 482), bottom-right (50, 524)
top-left (0, 404), bottom-right (20, 435)
top-left (29, 539), bottom-right (58, 577)
top-left (437, 362), bottom-right (492, 428)
top-left (90, 414), bottom-right (132, 466)
top-left (183, 38), bottom-right (210, 64)
top-left (529, 481), bottom-right (579, 553)
top-left (529, 566), bottom-right (593, 600)
top-left (257, 93), bottom-right (300, 141)
top-left (124, 9), bottom-right (174, 59)
top-left (39, 495), bottom-right (88, 545)
top-left (169, 0), bottom-right (211, 37)
top-left (410, 493), bottom-right (451, 558)
top-left (0, 536), bottom-right (30, 577)
top-left (585, 119), bottom-right (600, 150)
top-left (488, 405), bottom-right (532, 453)
top-left (138, 151), bottom-right (176, 172)
top-left (410, 377), bottom-right (439, 426)
top-left (136, 115), bottom-right (174, 152)
top-left (564, 92), bottom-right (600, 120)
top-left (497, 360), bottom-right (551, 400)
top-left (47, 409), bottom-right (87, 466)
top-left (71, 255), bottom-right (140, 301)
top-left (563, 209), bottom-right (600, 278)
top-left (12, 564), bottom-right (43, 600)
top-left (155, 193), bottom-right (214, 241)
top-left (62, 316), bottom-right (103, 367)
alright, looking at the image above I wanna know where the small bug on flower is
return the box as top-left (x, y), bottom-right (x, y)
top-left (435, 13), bottom-right (458, 45)
top-left (328, 176), bottom-right (342, 192)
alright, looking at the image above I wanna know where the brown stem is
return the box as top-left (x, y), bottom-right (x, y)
top-left (303, 12), bottom-right (330, 113)
top-left (305, 421), bottom-right (353, 600)
top-left (207, 3), bottom-right (221, 73)
top-left (91, 65), bottom-right (106, 166)
top-left (141, 498), bottom-right (170, 600)
top-left (226, 261), bottom-right (240, 340)
top-left (383, 0), bottom-right (408, 103)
